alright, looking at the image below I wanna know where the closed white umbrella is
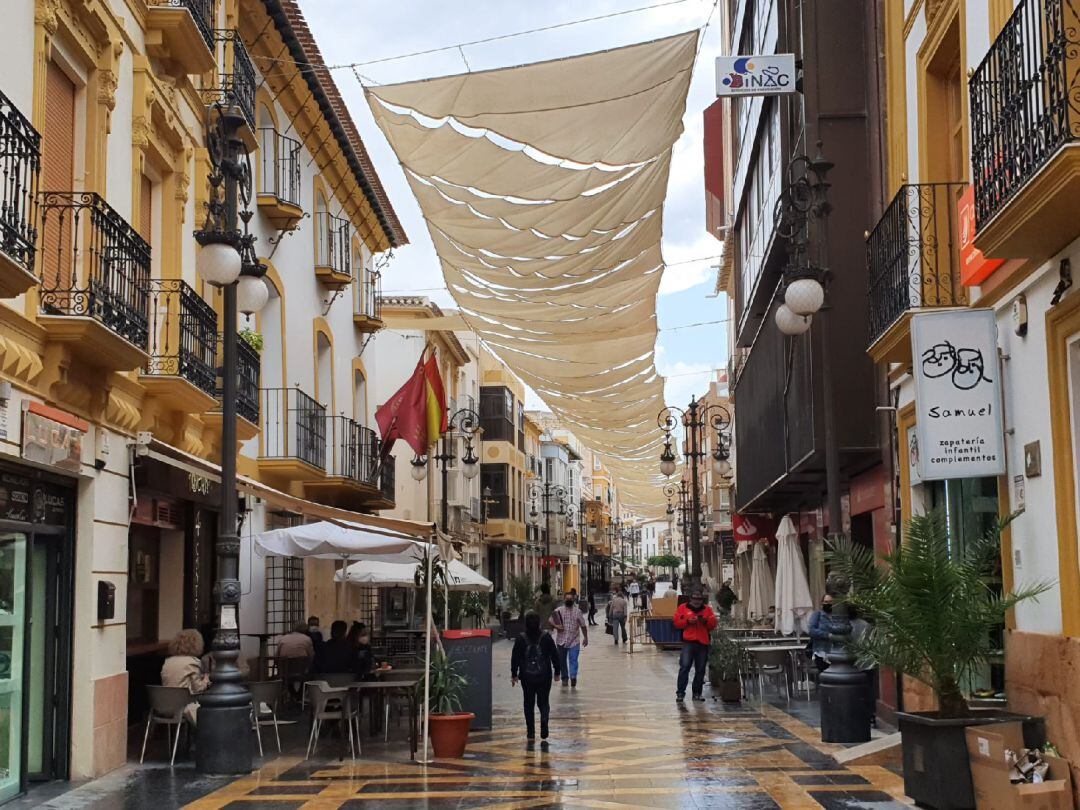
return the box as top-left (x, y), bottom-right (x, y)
top-left (747, 541), bottom-right (774, 622)
top-left (335, 557), bottom-right (492, 592)
top-left (733, 540), bottom-right (753, 621)
top-left (773, 516), bottom-right (814, 636)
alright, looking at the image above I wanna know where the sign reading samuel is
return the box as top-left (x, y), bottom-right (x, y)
top-left (911, 309), bottom-right (1005, 481)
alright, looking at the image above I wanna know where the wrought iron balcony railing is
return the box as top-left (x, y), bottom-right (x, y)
top-left (38, 192), bottom-right (150, 350)
top-left (150, 0), bottom-right (215, 51)
top-left (145, 279), bottom-right (217, 396)
top-left (969, 0), bottom-right (1080, 228)
top-left (0, 89), bottom-right (39, 276)
top-left (215, 332), bottom-right (261, 424)
top-left (866, 183), bottom-right (966, 347)
top-left (325, 415), bottom-right (379, 485)
top-left (206, 30), bottom-right (255, 128)
top-left (379, 455), bottom-right (395, 503)
top-left (315, 211), bottom-right (351, 279)
top-left (354, 272), bottom-right (382, 320)
top-left (258, 128), bottom-right (301, 207)
top-left (260, 387), bottom-right (326, 470)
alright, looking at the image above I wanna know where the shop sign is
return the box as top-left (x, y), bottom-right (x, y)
top-left (912, 309), bottom-right (1005, 480)
top-left (958, 185), bottom-right (1004, 286)
top-left (21, 403), bottom-right (86, 472)
top-left (715, 54), bottom-right (796, 97)
top-left (0, 473), bottom-right (70, 525)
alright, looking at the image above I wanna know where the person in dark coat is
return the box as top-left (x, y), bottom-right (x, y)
top-left (510, 611), bottom-right (561, 742)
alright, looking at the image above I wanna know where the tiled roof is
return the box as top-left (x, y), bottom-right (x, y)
top-left (264, 0), bottom-right (407, 248)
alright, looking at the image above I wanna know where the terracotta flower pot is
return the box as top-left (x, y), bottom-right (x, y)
top-left (429, 712), bottom-right (474, 758)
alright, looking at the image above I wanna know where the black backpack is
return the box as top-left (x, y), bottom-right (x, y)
top-left (522, 638), bottom-right (545, 680)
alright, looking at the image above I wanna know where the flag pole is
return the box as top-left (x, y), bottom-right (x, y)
top-left (419, 535), bottom-right (434, 764)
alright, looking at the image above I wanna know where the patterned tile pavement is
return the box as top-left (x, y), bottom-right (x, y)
top-left (175, 636), bottom-right (912, 809)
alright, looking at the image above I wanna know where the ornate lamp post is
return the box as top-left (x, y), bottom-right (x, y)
top-left (193, 102), bottom-right (269, 775)
top-left (527, 480), bottom-right (567, 584)
top-left (409, 407), bottom-right (481, 534)
top-left (657, 400), bottom-right (730, 587)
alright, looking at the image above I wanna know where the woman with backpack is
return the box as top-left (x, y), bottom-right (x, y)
top-left (510, 610), bottom-right (561, 742)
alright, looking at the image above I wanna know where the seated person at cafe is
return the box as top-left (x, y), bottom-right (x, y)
top-left (355, 626), bottom-right (381, 680)
top-left (315, 620), bottom-right (356, 673)
top-left (278, 621), bottom-right (315, 666)
top-left (162, 628), bottom-right (210, 724)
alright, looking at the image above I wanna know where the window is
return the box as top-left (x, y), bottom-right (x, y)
top-left (517, 403), bottom-right (525, 452)
top-left (480, 386), bottom-right (514, 441)
top-left (481, 463), bottom-right (509, 518)
top-left (265, 556), bottom-right (305, 662)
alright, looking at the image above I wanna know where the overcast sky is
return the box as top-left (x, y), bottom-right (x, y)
top-left (302, 0), bottom-right (729, 411)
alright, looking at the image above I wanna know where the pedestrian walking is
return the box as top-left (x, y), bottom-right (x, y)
top-left (495, 589), bottom-right (509, 637)
top-left (629, 579), bottom-right (641, 609)
top-left (716, 580), bottom-right (738, 617)
top-left (551, 591), bottom-right (589, 687)
top-left (608, 586), bottom-right (629, 645)
top-left (511, 611), bottom-right (561, 742)
top-left (672, 587), bottom-right (719, 702)
top-left (587, 590), bottom-right (597, 626)
top-left (533, 582), bottom-right (556, 631)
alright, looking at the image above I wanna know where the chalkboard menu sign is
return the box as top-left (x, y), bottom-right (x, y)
top-left (0, 472), bottom-right (71, 526)
top-left (442, 629), bottom-right (492, 730)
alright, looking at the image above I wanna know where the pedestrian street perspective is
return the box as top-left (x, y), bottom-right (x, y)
top-left (0, 0), bottom-right (1077, 808)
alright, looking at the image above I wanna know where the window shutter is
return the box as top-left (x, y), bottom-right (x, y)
top-left (41, 61), bottom-right (76, 290)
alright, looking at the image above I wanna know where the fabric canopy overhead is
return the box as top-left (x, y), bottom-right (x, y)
top-left (335, 558), bottom-right (493, 592)
top-left (366, 31), bottom-right (699, 516)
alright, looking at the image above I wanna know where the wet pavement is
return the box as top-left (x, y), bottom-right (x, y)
top-left (19, 636), bottom-right (911, 808)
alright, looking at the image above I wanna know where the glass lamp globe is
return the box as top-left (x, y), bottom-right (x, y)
top-left (528, 508), bottom-right (540, 527)
top-left (775, 303), bottom-right (812, 335)
top-left (660, 458), bottom-right (677, 477)
top-left (197, 242), bottom-right (242, 287)
top-left (410, 459), bottom-right (428, 481)
top-left (784, 278), bottom-right (825, 316)
top-left (236, 275), bottom-right (269, 315)
top-left (462, 458), bottom-right (479, 479)
top-left (717, 458), bottom-right (732, 478)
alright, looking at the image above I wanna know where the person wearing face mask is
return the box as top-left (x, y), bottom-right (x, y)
top-left (807, 594), bottom-right (834, 673)
top-left (672, 586), bottom-right (719, 702)
top-left (550, 590), bottom-right (589, 687)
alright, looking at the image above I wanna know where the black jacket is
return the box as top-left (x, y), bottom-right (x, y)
top-left (511, 633), bottom-right (561, 682)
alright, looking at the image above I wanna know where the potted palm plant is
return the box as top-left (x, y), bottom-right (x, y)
top-left (420, 649), bottom-right (474, 758)
top-left (827, 511), bottom-right (1050, 809)
top-left (708, 624), bottom-right (743, 702)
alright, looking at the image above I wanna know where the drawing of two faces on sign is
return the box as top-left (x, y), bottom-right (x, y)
top-left (921, 340), bottom-right (991, 391)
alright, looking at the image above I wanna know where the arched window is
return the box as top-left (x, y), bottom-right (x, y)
top-left (261, 277), bottom-right (284, 390)
top-left (353, 369), bottom-right (367, 426)
top-left (316, 331), bottom-right (333, 411)
top-left (257, 103), bottom-right (275, 196)
top-left (315, 193), bottom-right (329, 267)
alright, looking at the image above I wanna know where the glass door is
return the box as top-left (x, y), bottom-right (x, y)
top-left (0, 533), bottom-right (26, 802)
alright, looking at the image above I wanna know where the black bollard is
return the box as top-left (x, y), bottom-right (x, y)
top-left (818, 571), bottom-right (871, 744)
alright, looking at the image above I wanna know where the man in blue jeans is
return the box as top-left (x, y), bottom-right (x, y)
top-left (550, 592), bottom-right (589, 687)
top-left (672, 587), bottom-right (719, 701)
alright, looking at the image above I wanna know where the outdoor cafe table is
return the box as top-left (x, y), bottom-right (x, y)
top-left (349, 678), bottom-right (420, 758)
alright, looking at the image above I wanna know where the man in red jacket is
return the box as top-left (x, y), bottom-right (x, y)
top-left (672, 586), bottom-right (719, 702)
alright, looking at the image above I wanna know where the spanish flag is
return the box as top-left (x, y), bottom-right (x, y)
top-left (423, 351), bottom-right (448, 444)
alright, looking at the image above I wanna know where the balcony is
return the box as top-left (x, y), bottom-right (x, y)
top-left (314, 211), bottom-right (352, 288)
top-left (0, 90), bottom-right (39, 298)
top-left (866, 183), bottom-right (966, 365)
top-left (304, 416), bottom-right (384, 508)
top-left (353, 272), bottom-right (382, 333)
top-left (374, 455), bottom-right (395, 509)
top-left (257, 128), bottom-right (303, 230)
top-left (141, 279), bottom-right (218, 412)
top-left (37, 192), bottom-right (150, 371)
top-left (203, 30), bottom-right (257, 150)
top-left (205, 332), bottom-right (261, 441)
top-left (969, 0), bottom-right (1080, 260)
top-left (145, 0), bottom-right (216, 75)
top-left (258, 386), bottom-right (326, 479)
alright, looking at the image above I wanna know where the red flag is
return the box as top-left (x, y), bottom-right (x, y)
top-left (375, 357), bottom-right (430, 458)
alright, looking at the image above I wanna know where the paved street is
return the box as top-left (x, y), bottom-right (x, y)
top-left (24, 637), bottom-right (909, 809)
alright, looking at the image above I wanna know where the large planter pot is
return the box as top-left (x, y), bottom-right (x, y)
top-left (897, 711), bottom-right (1044, 809)
top-left (429, 712), bottom-right (474, 759)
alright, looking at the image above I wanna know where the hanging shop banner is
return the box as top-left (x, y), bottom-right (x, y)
top-left (715, 54), bottom-right (797, 97)
top-left (912, 309), bottom-right (1005, 480)
top-left (21, 403), bottom-right (86, 473)
top-left (958, 185), bottom-right (1004, 286)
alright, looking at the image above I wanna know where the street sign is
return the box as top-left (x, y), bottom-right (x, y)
top-left (911, 309), bottom-right (1005, 480)
top-left (716, 54), bottom-right (797, 97)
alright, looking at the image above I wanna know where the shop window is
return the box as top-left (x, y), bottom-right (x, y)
top-left (265, 555), bottom-right (305, 662)
top-left (127, 526), bottom-right (159, 643)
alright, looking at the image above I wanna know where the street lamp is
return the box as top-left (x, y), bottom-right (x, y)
top-left (193, 102), bottom-right (268, 775)
top-left (657, 398), bottom-right (730, 588)
top-left (409, 408), bottom-right (481, 534)
top-left (528, 480), bottom-right (567, 584)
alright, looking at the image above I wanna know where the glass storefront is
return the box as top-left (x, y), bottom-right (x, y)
top-left (0, 534), bottom-right (26, 802)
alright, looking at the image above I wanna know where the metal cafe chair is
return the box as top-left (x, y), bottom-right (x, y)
top-left (140, 686), bottom-right (193, 767)
top-left (305, 681), bottom-right (359, 760)
top-left (249, 680), bottom-right (284, 754)
top-left (750, 647), bottom-right (791, 704)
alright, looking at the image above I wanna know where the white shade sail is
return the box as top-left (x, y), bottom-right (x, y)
top-left (366, 31), bottom-right (699, 516)
top-left (252, 521), bottom-right (423, 560)
top-left (334, 558), bottom-right (492, 592)
top-left (773, 516), bottom-right (814, 636)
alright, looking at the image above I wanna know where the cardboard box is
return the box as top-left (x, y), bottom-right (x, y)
top-left (650, 596), bottom-right (678, 618)
top-left (966, 722), bottom-right (1074, 810)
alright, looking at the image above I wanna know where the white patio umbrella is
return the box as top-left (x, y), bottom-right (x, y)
top-left (733, 541), bottom-right (753, 621)
top-left (747, 541), bottom-right (775, 622)
top-left (773, 516), bottom-right (814, 636)
top-left (335, 557), bottom-right (492, 591)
